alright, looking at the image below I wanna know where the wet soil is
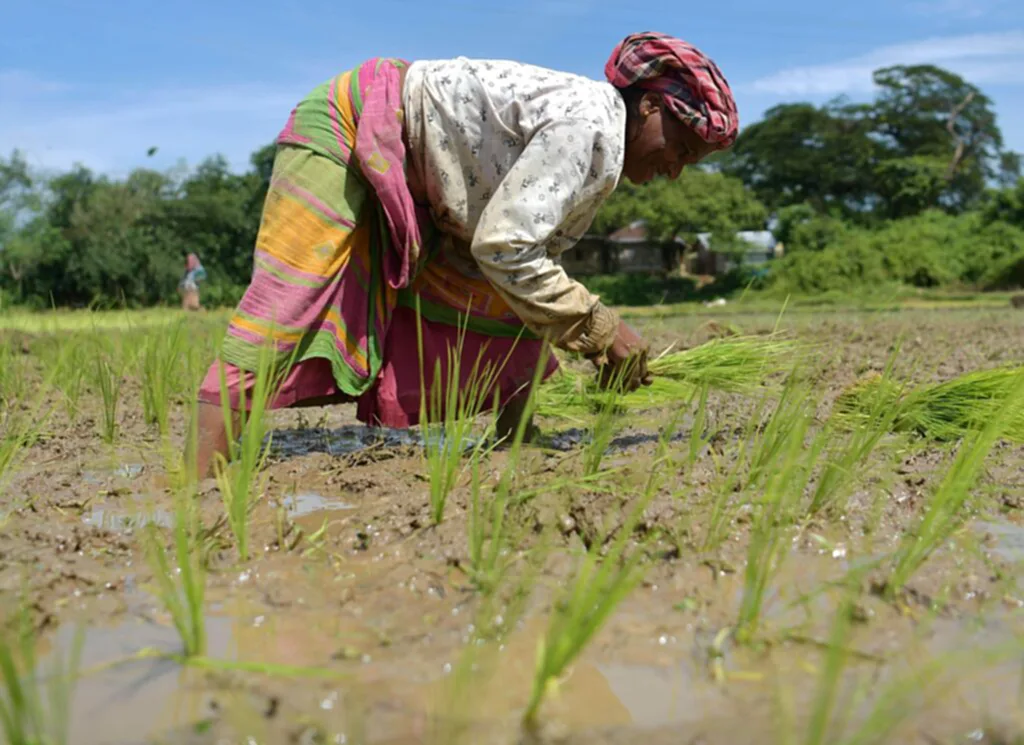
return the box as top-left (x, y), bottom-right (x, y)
top-left (3, 307), bottom-right (1024, 745)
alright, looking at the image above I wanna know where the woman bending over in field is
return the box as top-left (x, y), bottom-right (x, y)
top-left (191, 31), bottom-right (738, 478)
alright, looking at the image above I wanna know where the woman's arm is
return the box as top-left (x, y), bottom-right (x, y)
top-left (469, 118), bottom-right (621, 356)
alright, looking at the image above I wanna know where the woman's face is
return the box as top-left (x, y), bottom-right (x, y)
top-left (622, 92), bottom-right (718, 185)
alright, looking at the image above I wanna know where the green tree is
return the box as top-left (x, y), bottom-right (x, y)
top-left (983, 178), bottom-right (1024, 228)
top-left (716, 101), bottom-right (877, 214)
top-left (593, 169), bottom-right (767, 242)
top-left (871, 64), bottom-right (1005, 212)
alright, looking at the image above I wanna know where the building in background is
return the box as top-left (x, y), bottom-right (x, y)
top-left (558, 221), bottom-right (782, 279)
top-left (690, 230), bottom-right (784, 277)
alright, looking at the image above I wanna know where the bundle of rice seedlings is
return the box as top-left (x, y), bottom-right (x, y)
top-left (835, 365), bottom-right (1024, 442)
top-left (536, 370), bottom-right (694, 422)
top-left (833, 371), bottom-right (905, 422)
top-left (536, 334), bottom-right (800, 422)
top-left (647, 334), bottom-right (799, 393)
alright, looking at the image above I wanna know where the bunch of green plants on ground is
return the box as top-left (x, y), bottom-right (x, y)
top-left (536, 334), bottom-right (801, 422)
top-left (836, 363), bottom-right (1024, 442)
top-left (884, 369), bottom-right (1024, 599)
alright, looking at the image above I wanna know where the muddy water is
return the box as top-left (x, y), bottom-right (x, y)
top-left (7, 309), bottom-right (1024, 744)
top-left (38, 584), bottom-right (1024, 745)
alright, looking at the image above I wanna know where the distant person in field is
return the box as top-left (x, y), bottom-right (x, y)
top-left (178, 253), bottom-right (207, 311)
top-left (191, 31), bottom-right (738, 478)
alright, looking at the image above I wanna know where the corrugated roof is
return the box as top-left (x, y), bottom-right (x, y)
top-left (697, 230), bottom-right (777, 251)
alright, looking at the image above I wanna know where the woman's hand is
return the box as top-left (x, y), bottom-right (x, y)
top-left (592, 320), bottom-right (654, 392)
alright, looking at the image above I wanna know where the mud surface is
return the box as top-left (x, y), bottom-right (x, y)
top-left (3, 307), bottom-right (1024, 745)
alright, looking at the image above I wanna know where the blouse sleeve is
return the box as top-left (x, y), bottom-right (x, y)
top-left (469, 118), bottom-right (620, 355)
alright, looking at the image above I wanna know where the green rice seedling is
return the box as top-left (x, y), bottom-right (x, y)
top-left (212, 336), bottom-right (282, 563)
top-left (837, 364), bottom-right (1024, 443)
top-left (0, 597), bottom-right (84, 745)
top-left (700, 389), bottom-right (777, 552)
top-left (466, 342), bottom-right (556, 592)
top-left (895, 364), bottom-right (1024, 442)
top-left (522, 410), bottom-right (677, 728)
top-left (745, 372), bottom-right (817, 491)
top-left (535, 334), bottom-right (801, 423)
top-left (91, 343), bottom-right (123, 445)
top-left (0, 357), bottom-right (60, 495)
top-left (701, 446), bottom-right (747, 553)
top-left (536, 368), bottom-right (694, 423)
top-left (835, 645), bottom-right (1024, 745)
top-left (700, 372), bottom-right (807, 553)
top-left (415, 300), bottom-right (512, 525)
top-left (577, 353), bottom-right (648, 477)
top-left (884, 370), bottom-right (1024, 599)
top-left (771, 562), bottom-right (1023, 745)
top-left (142, 490), bottom-right (207, 657)
top-left (140, 318), bottom-right (187, 438)
top-left (790, 568), bottom-right (872, 745)
top-left (780, 611), bottom-right (1024, 745)
top-left (0, 410), bottom-right (45, 495)
top-left (687, 381), bottom-right (711, 466)
top-left (736, 381), bottom-right (821, 645)
top-left (54, 342), bottom-right (87, 423)
top-left (580, 370), bottom-right (628, 478)
top-left (509, 467), bottom-right (625, 508)
top-left (807, 350), bottom-right (906, 517)
top-left (647, 333), bottom-right (801, 393)
top-left (429, 522), bottom-right (553, 745)
top-left (466, 457), bottom-right (505, 594)
top-left (0, 339), bottom-right (28, 410)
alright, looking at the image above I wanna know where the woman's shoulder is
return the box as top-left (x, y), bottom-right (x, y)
top-left (412, 57), bottom-right (610, 96)
top-left (414, 57), bottom-right (623, 123)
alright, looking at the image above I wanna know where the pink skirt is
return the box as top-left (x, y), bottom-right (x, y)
top-left (198, 305), bottom-right (558, 428)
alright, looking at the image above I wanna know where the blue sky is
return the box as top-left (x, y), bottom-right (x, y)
top-left (2, 0), bottom-right (1022, 178)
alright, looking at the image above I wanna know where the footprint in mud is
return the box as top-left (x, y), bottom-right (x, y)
top-left (282, 492), bottom-right (356, 517)
top-left (82, 463), bottom-right (145, 485)
top-left (975, 521), bottom-right (1024, 564)
top-left (266, 422), bottom-right (703, 463)
top-left (267, 424), bottom-right (484, 461)
top-left (82, 505), bottom-right (173, 532)
top-left (268, 424), bottom-right (424, 460)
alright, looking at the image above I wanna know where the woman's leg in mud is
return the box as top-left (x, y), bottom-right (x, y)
top-left (189, 401), bottom-right (240, 481)
top-left (495, 390), bottom-right (538, 445)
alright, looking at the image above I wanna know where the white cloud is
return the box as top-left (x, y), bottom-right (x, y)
top-left (748, 30), bottom-right (1024, 96)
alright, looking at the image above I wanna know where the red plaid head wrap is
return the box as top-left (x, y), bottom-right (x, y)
top-left (605, 31), bottom-right (739, 148)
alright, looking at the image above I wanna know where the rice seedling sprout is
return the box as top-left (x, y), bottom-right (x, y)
top-left (212, 331), bottom-right (289, 561)
top-left (522, 408), bottom-right (678, 727)
top-left (0, 597), bottom-right (84, 745)
top-left (415, 304), bottom-right (506, 525)
top-left (92, 345), bottom-right (123, 445)
top-left (885, 369), bottom-right (1024, 599)
top-left (142, 490), bottom-right (207, 657)
top-left (736, 380), bottom-right (821, 644)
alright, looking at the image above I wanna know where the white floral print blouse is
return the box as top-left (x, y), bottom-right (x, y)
top-left (402, 57), bottom-right (626, 354)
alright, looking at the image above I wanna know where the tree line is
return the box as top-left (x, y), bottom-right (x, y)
top-left (2, 63), bottom-right (1023, 309)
